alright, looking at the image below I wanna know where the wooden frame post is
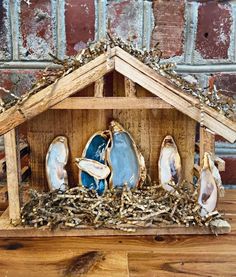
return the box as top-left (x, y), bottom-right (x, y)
top-left (124, 77), bottom-right (136, 97)
top-left (4, 128), bottom-right (21, 225)
top-left (94, 77), bottom-right (104, 97)
top-left (200, 127), bottom-right (215, 166)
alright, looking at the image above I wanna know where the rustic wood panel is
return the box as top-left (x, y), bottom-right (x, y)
top-left (28, 74), bottom-right (195, 190)
top-left (27, 109), bottom-right (112, 191)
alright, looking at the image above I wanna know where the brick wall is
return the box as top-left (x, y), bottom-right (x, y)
top-left (0, 0), bottom-right (235, 185)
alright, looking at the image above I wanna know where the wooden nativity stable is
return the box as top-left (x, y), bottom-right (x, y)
top-left (0, 42), bottom-right (235, 237)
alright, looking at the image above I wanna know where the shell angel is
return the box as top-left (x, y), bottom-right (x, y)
top-left (198, 152), bottom-right (221, 217)
top-left (45, 136), bottom-right (69, 191)
top-left (158, 135), bottom-right (182, 191)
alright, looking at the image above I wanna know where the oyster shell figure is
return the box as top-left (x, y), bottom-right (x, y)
top-left (79, 131), bottom-right (111, 196)
top-left (198, 152), bottom-right (218, 217)
top-left (207, 153), bottom-right (224, 197)
top-left (45, 136), bottom-right (69, 191)
top-left (108, 121), bottom-right (146, 189)
top-left (76, 158), bottom-right (110, 180)
top-left (158, 135), bottom-right (181, 191)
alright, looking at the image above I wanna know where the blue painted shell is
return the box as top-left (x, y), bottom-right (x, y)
top-left (108, 121), bottom-right (144, 188)
top-left (80, 132), bottom-right (110, 196)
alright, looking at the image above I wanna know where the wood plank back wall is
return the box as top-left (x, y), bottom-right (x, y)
top-left (27, 80), bottom-right (196, 192)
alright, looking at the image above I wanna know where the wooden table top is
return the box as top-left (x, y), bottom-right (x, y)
top-left (0, 190), bottom-right (235, 277)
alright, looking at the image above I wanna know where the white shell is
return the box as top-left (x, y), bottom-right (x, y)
top-left (45, 136), bottom-right (69, 191)
top-left (206, 152), bottom-right (224, 197)
top-left (198, 152), bottom-right (218, 216)
top-left (76, 158), bottom-right (110, 180)
top-left (158, 135), bottom-right (181, 191)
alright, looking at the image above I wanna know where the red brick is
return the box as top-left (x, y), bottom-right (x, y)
top-left (215, 135), bottom-right (227, 143)
top-left (20, 0), bottom-right (55, 60)
top-left (108, 0), bottom-right (143, 45)
top-left (213, 74), bottom-right (236, 99)
top-left (196, 3), bottom-right (232, 59)
top-left (220, 157), bottom-right (236, 185)
top-left (65, 0), bottom-right (95, 56)
top-left (0, 70), bottom-right (42, 101)
top-left (0, 0), bottom-right (11, 60)
top-left (151, 0), bottom-right (185, 58)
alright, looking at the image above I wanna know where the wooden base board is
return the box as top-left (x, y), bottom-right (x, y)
top-left (0, 209), bottom-right (231, 237)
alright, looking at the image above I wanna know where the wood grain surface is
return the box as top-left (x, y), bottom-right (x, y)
top-left (0, 190), bottom-right (235, 276)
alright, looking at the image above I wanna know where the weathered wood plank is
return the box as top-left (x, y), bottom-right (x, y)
top-left (128, 252), bottom-right (236, 277)
top-left (51, 97), bottom-right (173, 109)
top-left (0, 248), bottom-right (128, 277)
top-left (3, 129), bottom-right (20, 225)
top-left (200, 127), bottom-right (215, 166)
top-left (124, 77), bottom-right (136, 97)
top-left (0, 231), bottom-right (235, 253)
top-left (0, 209), bottom-right (230, 237)
top-left (0, 51), bottom-right (115, 136)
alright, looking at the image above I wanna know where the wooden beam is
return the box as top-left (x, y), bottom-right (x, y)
top-left (200, 127), bottom-right (215, 166)
top-left (124, 77), bottom-right (136, 97)
top-left (3, 129), bottom-right (20, 225)
top-left (114, 56), bottom-right (236, 143)
top-left (0, 210), bottom-right (231, 236)
top-left (94, 77), bottom-right (104, 97)
top-left (0, 50), bottom-right (115, 136)
top-left (194, 164), bottom-right (201, 178)
top-left (51, 97), bottom-right (173, 110)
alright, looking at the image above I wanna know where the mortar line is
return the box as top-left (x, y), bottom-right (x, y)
top-left (142, 1), bottom-right (153, 50)
top-left (231, 2), bottom-right (236, 62)
top-left (9, 0), bottom-right (20, 60)
top-left (3, 0), bottom-right (12, 60)
top-left (56, 0), bottom-right (66, 59)
top-left (183, 1), bottom-right (198, 64)
top-left (1, 61), bottom-right (236, 72)
top-left (95, 0), bottom-right (107, 41)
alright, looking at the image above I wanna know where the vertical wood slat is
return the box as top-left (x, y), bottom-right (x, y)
top-left (200, 127), bottom-right (215, 166)
top-left (4, 128), bottom-right (21, 225)
top-left (94, 77), bottom-right (104, 97)
top-left (124, 77), bottom-right (136, 97)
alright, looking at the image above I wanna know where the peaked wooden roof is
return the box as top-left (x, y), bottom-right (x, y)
top-left (0, 46), bottom-right (235, 142)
